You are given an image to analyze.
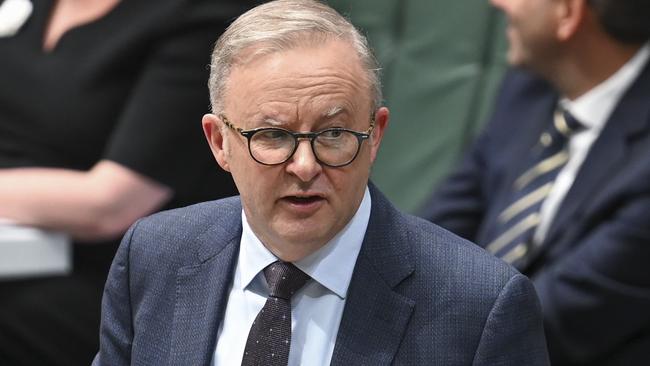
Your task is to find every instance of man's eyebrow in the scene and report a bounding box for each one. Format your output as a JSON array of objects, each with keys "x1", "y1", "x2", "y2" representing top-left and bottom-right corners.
[
  {"x1": 257, "y1": 117, "x2": 283, "y2": 127},
  {"x1": 252, "y1": 107, "x2": 349, "y2": 128},
  {"x1": 322, "y1": 106, "x2": 346, "y2": 119}
]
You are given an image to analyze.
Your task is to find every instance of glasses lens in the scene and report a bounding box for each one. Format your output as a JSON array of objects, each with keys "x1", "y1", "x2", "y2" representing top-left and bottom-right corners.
[
  {"x1": 249, "y1": 129, "x2": 295, "y2": 164},
  {"x1": 314, "y1": 129, "x2": 360, "y2": 166}
]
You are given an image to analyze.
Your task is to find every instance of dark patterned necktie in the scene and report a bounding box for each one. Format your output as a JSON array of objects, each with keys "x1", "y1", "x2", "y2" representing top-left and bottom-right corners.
[
  {"x1": 484, "y1": 108, "x2": 584, "y2": 269},
  {"x1": 241, "y1": 261, "x2": 311, "y2": 366}
]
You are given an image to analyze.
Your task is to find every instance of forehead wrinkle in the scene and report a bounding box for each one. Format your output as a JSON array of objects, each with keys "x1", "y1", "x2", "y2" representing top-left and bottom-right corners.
[
  {"x1": 251, "y1": 81, "x2": 363, "y2": 122},
  {"x1": 229, "y1": 53, "x2": 371, "y2": 129},
  {"x1": 262, "y1": 60, "x2": 368, "y2": 95},
  {"x1": 264, "y1": 75, "x2": 364, "y2": 99}
]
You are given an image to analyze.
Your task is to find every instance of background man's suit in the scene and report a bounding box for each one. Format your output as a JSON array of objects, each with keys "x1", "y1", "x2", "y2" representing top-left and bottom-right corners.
[
  {"x1": 94, "y1": 185, "x2": 548, "y2": 365},
  {"x1": 421, "y1": 65, "x2": 650, "y2": 365}
]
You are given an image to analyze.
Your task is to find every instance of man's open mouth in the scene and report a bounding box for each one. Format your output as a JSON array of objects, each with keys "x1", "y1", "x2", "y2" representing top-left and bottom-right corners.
[{"x1": 284, "y1": 196, "x2": 324, "y2": 204}]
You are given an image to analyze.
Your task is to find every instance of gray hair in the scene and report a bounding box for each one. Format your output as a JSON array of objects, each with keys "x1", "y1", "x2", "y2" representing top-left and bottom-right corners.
[{"x1": 208, "y1": 0, "x2": 382, "y2": 114}]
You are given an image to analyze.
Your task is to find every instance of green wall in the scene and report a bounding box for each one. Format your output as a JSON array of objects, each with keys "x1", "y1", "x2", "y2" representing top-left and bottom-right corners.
[{"x1": 329, "y1": 0, "x2": 508, "y2": 212}]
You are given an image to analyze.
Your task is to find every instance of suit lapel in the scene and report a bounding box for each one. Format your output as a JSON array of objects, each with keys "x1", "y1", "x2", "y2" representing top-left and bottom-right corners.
[
  {"x1": 330, "y1": 185, "x2": 415, "y2": 366},
  {"x1": 543, "y1": 60, "x2": 650, "y2": 246},
  {"x1": 168, "y1": 212, "x2": 242, "y2": 366},
  {"x1": 506, "y1": 92, "x2": 558, "y2": 184}
]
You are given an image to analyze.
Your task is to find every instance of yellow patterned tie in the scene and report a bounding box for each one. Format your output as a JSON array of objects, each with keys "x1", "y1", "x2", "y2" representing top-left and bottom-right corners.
[{"x1": 484, "y1": 108, "x2": 583, "y2": 268}]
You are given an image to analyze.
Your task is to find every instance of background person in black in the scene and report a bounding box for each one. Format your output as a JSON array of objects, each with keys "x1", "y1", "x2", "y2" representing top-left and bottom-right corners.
[{"x1": 0, "y1": 0, "x2": 257, "y2": 364}]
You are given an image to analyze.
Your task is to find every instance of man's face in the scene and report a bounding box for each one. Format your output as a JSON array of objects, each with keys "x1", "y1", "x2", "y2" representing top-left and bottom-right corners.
[
  {"x1": 203, "y1": 39, "x2": 388, "y2": 260},
  {"x1": 491, "y1": 0, "x2": 560, "y2": 68}
]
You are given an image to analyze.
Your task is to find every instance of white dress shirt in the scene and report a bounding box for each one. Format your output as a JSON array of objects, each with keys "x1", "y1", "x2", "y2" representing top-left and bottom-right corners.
[
  {"x1": 534, "y1": 43, "x2": 650, "y2": 242},
  {"x1": 212, "y1": 187, "x2": 371, "y2": 366}
]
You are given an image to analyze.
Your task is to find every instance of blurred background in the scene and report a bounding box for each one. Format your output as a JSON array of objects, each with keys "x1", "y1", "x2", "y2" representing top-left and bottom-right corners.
[{"x1": 330, "y1": 0, "x2": 508, "y2": 212}]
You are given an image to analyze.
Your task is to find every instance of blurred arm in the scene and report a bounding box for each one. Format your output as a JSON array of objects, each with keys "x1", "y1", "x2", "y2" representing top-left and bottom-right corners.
[
  {"x1": 0, "y1": 160, "x2": 171, "y2": 241},
  {"x1": 534, "y1": 194, "x2": 650, "y2": 364}
]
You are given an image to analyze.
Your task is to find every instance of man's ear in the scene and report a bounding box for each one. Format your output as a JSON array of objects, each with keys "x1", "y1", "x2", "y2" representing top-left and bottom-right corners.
[
  {"x1": 369, "y1": 106, "x2": 389, "y2": 164},
  {"x1": 202, "y1": 113, "x2": 231, "y2": 172},
  {"x1": 556, "y1": 0, "x2": 586, "y2": 41}
]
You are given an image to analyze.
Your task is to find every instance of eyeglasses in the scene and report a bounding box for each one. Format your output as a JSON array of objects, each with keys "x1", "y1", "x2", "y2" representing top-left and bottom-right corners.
[{"x1": 219, "y1": 114, "x2": 374, "y2": 167}]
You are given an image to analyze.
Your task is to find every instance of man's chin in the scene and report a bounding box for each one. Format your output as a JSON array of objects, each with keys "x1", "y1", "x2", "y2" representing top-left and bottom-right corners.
[
  {"x1": 274, "y1": 220, "x2": 335, "y2": 245},
  {"x1": 278, "y1": 223, "x2": 326, "y2": 242},
  {"x1": 506, "y1": 49, "x2": 522, "y2": 66}
]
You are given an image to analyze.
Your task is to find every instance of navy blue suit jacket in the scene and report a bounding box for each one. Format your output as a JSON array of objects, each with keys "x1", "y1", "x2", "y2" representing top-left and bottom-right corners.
[
  {"x1": 94, "y1": 185, "x2": 549, "y2": 365},
  {"x1": 421, "y1": 66, "x2": 650, "y2": 365}
]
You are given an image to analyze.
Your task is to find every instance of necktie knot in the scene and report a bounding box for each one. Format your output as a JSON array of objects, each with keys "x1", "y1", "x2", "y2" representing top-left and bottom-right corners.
[
  {"x1": 561, "y1": 109, "x2": 583, "y2": 133},
  {"x1": 263, "y1": 261, "x2": 311, "y2": 300},
  {"x1": 538, "y1": 109, "x2": 584, "y2": 150}
]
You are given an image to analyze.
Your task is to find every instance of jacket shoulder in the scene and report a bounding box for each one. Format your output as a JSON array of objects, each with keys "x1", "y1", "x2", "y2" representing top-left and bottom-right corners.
[
  {"x1": 404, "y1": 212, "x2": 520, "y2": 287},
  {"x1": 123, "y1": 196, "x2": 242, "y2": 268},
  {"x1": 369, "y1": 186, "x2": 520, "y2": 291}
]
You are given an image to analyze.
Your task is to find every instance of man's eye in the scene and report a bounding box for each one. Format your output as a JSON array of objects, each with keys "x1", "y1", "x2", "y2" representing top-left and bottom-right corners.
[
  {"x1": 258, "y1": 129, "x2": 289, "y2": 140},
  {"x1": 320, "y1": 129, "x2": 344, "y2": 139}
]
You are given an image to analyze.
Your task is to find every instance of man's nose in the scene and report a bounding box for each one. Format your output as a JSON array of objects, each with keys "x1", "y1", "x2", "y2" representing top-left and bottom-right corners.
[{"x1": 285, "y1": 139, "x2": 322, "y2": 182}]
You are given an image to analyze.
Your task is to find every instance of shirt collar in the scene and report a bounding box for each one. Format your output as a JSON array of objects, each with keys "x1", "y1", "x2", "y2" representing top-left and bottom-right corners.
[
  {"x1": 238, "y1": 186, "x2": 372, "y2": 300},
  {"x1": 238, "y1": 212, "x2": 278, "y2": 294},
  {"x1": 560, "y1": 42, "x2": 650, "y2": 132}
]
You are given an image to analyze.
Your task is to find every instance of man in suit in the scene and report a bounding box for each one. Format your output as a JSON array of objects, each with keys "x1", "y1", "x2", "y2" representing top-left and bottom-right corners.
[
  {"x1": 93, "y1": 1, "x2": 549, "y2": 365},
  {"x1": 420, "y1": 0, "x2": 650, "y2": 364}
]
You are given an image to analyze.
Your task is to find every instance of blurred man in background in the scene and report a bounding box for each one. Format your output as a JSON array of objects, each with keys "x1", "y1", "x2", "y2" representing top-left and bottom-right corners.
[{"x1": 421, "y1": 0, "x2": 650, "y2": 364}]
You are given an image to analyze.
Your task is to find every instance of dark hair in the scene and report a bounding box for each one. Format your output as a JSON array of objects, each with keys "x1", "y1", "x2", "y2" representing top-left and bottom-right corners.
[{"x1": 588, "y1": 0, "x2": 650, "y2": 43}]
